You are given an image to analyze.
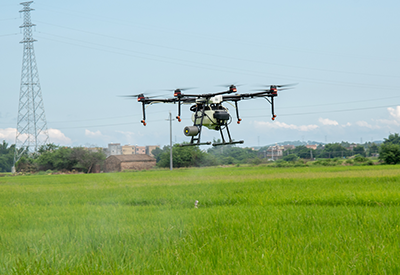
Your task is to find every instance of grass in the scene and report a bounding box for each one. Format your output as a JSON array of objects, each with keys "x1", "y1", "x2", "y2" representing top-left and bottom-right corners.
[{"x1": 1, "y1": 165, "x2": 400, "y2": 274}]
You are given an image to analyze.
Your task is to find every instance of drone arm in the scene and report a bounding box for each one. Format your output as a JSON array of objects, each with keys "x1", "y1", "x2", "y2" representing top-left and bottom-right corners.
[
  {"x1": 271, "y1": 97, "x2": 276, "y2": 120},
  {"x1": 264, "y1": 96, "x2": 277, "y2": 120},
  {"x1": 141, "y1": 102, "x2": 147, "y2": 126},
  {"x1": 176, "y1": 99, "x2": 182, "y2": 122},
  {"x1": 234, "y1": 100, "x2": 242, "y2": 124}
]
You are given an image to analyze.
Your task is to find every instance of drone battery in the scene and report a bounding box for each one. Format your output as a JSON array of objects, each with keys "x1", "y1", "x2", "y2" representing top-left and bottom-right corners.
[
  {"x1": 184, "y1": 126, "x2": 200, "y2": 136},
  {"x1": 213, "y1": 111, "x2": 229, "y2": 121}
]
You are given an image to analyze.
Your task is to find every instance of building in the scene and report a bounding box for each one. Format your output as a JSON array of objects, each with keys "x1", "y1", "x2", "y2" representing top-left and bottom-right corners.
[
  {"x1": 107, "y1": 143, "x2": 122, "y2": 157},
  {"x1": 146, "y1": 145, "x2": 159, "y2": 157},
  {"x1": 266, "y1": 145, "x2": 284, "y2": 160},
  {"x1": 282, "y1": 145, "x2": 295, "y2": 151},
  {"x1": 106, "y1": 143, "x2": 160, "y2": 157},
  {"x1": 135, "y1": 146, "x2": 146, "y2": 155},
  {"x1": 122, "y1": 145, "x2": 136, "y2": 155},
  {"x1": 86, "y1": 147, "x2": 104, "y2": 153},
  {"x1": 306, "y1": 144, "x2": 318, "y2": 150},
  {"x1": 105, "y1": 155, "x2": 156, "y2": 172}
]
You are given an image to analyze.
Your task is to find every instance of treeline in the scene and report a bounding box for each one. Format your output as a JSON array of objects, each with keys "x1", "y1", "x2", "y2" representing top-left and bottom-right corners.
[
  {"x1": 152, "y1": 141, "x2": 260, "y2": 168},
  {"x1": 0, "y1": 143, "x2": 106, "y2": 173},
  {"x1": 273, "y1": 142, "x2": 378, "y2": 161},
  {"x1": 152, "y1": 134, "x2": 399, "y2": 168},
  {"x1": 1, "y1": 133, "x2": 400, "y2": 172}
]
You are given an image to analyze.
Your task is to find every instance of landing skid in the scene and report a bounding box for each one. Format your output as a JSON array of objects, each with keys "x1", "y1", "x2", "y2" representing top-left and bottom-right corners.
[
  {"x1": 179, "y1": 141, "x2": 212, "y2": 147},
  {"x1": 212, "y1": 140, "x2": 244, "y2": 147}
]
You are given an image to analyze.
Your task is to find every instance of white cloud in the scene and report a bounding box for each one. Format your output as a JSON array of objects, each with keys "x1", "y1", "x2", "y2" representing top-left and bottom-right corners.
[
  {"x1": 85, "y1": 129, "x2": 103, "y2": 137},
  {"x1": 355, "y1": 121, "x2": 381, "y2": 129},
  {"x1": 255, "y1": 121, "x2": 319, "y2": 132},
  {"x1": 343, "y1": 122, "x2": 352, "y2": 127},
  {"x1": 388, "y1": 106, "x2": 400, "y2": 120},
  {"x1": 318, "y1": 118, "x2": 339, "y2": 126},
  {"x1": 47, "y1": 128, "x2": 72, "y2": 144},
  {"x1": 0, "y1": 128, "x2": 16, "y2": 143},
  {"x1": 0, "y1": 128, "x2": 71, "y2": 145}
]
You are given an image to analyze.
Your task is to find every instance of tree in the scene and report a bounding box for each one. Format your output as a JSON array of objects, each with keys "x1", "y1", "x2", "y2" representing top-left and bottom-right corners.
[
  {"x1": 288, "y1": 145, "x2": 312, "y2": 159},
  {"x1": 384, "y1": 133, "x2": 400, "y2": 145},
  {"x1": 16, "y1": 144, "x2": 106, "y2": 173},
  {"x1": 70, "y1": 147, "x2": 106, "y2": 173},
  {"x1": 156, "y1": 144, "x2": 208, "y2": 168},
  {"x1": 208, "y1": 141, "x2": 258, "y2": 164},
  {"x1": 370, "y1": 143, "x2": 379, "y2": 153},
  {"x1": 0, "y1": 141, "x2": 15, "y2": 172},
  {"x1": 353, "y1": 145, "x2": 366, "y2": 157},
  {"x1": 151, "y1": 147, "x2": 163, "y2": 162},
  {"x1": 35, "y1": 146, "x2": 76, "y2": 171},
  {"x1": 317, "y1": 143, "x2": 351, "y2": 158},
  {"x1": 379, "y1": 143, "x2": 400, "y2": 164},
  {"x1": 282, "y1": 154, "x2": 299, "y2": 162}
]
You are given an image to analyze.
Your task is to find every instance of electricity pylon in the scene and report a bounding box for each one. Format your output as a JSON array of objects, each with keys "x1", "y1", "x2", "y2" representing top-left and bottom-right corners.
[{"x1": 14, "y1": 1, "x2": 49, "y2": 169}]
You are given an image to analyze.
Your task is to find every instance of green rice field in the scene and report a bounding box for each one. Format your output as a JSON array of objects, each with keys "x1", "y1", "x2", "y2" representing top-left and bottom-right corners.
[{"x1": 1, "y1": 165, "x2": 400, "y2": 274}]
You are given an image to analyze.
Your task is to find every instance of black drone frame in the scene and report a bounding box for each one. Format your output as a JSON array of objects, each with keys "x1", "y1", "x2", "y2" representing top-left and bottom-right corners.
[{"x1": 131, "y1": 84, "x2": 295, "y2": 146}]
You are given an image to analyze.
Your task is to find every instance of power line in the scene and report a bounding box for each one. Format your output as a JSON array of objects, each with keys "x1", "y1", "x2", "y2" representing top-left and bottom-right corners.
[
  {"x1": 35, "y1": 21, "x2": 400, "y2": 80},
  {"x1": 35, "y1": 4, "x2": 399, "y2": 64},
  {"x1": 51, "y1": 103, "x2": 400, "y2": 130},
  {"x1": 35, "y1": 32, "x2": 400, "y2": 91},
  {"x1": 0, "y1": 33, "x2": 18, "y2": 38}
]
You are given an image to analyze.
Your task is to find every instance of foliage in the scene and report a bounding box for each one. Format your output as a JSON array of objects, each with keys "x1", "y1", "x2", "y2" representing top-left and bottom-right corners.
[
  {"x1": 70, "y1": 147, "x2": 106, "y2": 173},
  {"x1": 16, "y1": 144, "x2": 106, "y2": 173},
  {"x1": 0, "y1": 141, "x2": 15, "y2": 172},
  {"x1": 384, "y1": 133, "x2": 400, "y2": 145},
  {"x1": 282, "y1": 153, "x2": 299, "y2": 162},
  {"x1": 379, "y1": 143, "x2": 400, "y2": 164},
  {"x1": 353, "y1": 154, "x2": 368, "y2": 162},
  {"x1": 156, "y1": 144, "x2": 210, "y2": 168},
  {"x1": 317, "y1": 143, "x2": 351, "y2": 158},
  {"x1": 367, "y1": 142, "x2": 380, "y2": 156},
  {"x1": 353, "y1": 145, "x2": 366, "y2": 157},
  {"x1": 286, "y1": 145, "x2": 312, "y2": 159},
  {"x1": 207, "y1": 141, "x2": 258, "y2": 165}
]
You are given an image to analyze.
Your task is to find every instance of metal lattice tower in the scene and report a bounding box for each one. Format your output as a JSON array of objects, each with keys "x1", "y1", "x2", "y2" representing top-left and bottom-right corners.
[{"x1": 14, "y1": 1, "x2": 49, "y2": 165}]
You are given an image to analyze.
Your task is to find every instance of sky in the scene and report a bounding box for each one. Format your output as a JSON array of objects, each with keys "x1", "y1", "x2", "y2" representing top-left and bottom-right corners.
[{"x1": 1, "y1": 0, "x2": 400, "y2": 149}]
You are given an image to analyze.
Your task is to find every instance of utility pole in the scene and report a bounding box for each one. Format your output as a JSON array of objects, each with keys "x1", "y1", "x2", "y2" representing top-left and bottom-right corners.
[{"x1": 13, "y1": 1, "x2": 49, "y2": 171}]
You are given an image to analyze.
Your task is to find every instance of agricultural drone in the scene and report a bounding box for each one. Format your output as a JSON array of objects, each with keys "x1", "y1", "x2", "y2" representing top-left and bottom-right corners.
[{"x1": 122, "y1": 84, "x2": 296, "y2": 146}]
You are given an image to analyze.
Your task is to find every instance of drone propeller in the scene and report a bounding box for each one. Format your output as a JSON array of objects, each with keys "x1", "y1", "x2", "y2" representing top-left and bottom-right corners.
[
  {"x1": 216, "y1": 84, "x2": 242, "y2": 94},
  {"x1": 216, "y1": 83, "x2": 243, "y2": 87},
  {"x1": 118, "y1": 93, "x2": 171, "y2": 100},
  {"x1": 261, "y1": 83, "x2": 298, "y2": 89},
  {"x1": 171, "y1": 87, "x2": 197, "y2": 97}
]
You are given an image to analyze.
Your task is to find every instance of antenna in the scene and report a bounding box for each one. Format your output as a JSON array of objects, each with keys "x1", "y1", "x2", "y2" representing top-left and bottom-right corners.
[{"x1": 13, "y1": 1, "x2": 49, "y2": 168}]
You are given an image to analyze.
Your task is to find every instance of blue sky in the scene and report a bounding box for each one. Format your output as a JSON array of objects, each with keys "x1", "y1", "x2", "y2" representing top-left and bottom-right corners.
[{"x1": 1, "y1": 0, "x2": 399, "y2": 148}]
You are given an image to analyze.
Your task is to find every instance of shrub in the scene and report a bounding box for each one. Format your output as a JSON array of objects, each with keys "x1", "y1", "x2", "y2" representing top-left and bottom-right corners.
[
  {"x1": 282, "y1": 154, "x2": 299, "y2": 162},
  {"x1": 379, "y1": 143, "x2": 400, "y2": 164},
  {"x1": 354, "y1": 154, "x2": 368, "y2": 162}
]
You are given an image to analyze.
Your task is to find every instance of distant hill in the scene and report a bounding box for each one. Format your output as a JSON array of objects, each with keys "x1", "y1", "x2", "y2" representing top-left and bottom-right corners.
[{"x1": 251, "y1": 140, "x2": 383, "y2": 150}]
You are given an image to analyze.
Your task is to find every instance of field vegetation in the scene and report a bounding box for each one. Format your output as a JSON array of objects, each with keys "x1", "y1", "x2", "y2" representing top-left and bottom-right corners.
[{"x1": 1, "y1": 165, "x2": 400, "y2": 273}]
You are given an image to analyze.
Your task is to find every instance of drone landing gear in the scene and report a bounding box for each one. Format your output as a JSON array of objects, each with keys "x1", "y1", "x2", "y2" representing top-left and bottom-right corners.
[
  {"x1": 212, "y1": 122, "x2": 244, "y2": 147},
  {"x1": 180, "y1": 104, "x2": 212, "y2": 147},
  {"x1": 180, "y1": 141, "x2": 212, "y2": 147}
]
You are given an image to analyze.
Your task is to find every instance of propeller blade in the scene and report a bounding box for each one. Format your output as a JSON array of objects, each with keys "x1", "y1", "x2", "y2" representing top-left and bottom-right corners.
[
  {"x1": 216, "y1": 83, "x2": 244, "y2": 88},
  {"x1": 170, "y1": 87, "x2": 197, "y2": 92},
  {"x1": 117, "y1": 94, "x2": 141, "y2": 97},
  {"x1": 260, "y1": 83, "x2": 297, "y2": 88},
  {"x1": 276, "y1": 83, "x2": 298, "y2": 88}
]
